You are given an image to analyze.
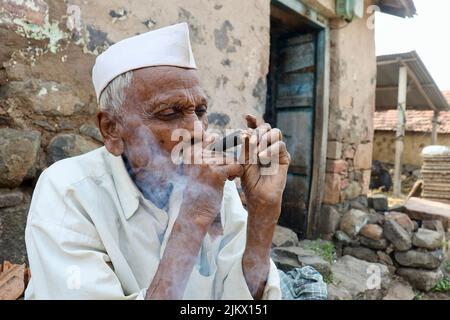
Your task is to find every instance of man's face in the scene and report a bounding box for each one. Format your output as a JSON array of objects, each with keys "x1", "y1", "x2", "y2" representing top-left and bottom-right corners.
[{"x1": 99, "y1": 66, "x2": 209, "y2": 173}]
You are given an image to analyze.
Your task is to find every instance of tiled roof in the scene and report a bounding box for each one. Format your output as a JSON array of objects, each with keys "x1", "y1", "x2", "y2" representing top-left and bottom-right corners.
[{"x1": 374, "y1": 91, "x2": 450, "y2": 133}]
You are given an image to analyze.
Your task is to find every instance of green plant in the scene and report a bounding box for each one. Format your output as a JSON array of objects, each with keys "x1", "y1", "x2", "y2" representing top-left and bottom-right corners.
[
  {"x1": 433, "y1": 277, "x2": 450, "y2": 293},
  {"x1": 308, "y1": 241, "x2": 336, "y2": 264},
  {"x1": 414, "y1": 293, "x2": 423, "y2": 300},
  {"x1": 324, "y1": 272, "x2": 334, "y2": 285}
]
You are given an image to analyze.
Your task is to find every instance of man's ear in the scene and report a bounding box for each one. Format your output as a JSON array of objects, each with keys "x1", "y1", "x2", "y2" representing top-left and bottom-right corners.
[{"x1": 96, "y1": 110, "x2": 124, "y2": 156}]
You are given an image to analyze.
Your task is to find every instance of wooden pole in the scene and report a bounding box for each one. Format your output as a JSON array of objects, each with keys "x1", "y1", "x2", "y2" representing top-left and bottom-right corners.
[
  {"x1": 393, "y1": 66, "x2": 408, "y2": 197},
  {"x1": 431, "y1": 111, "x2": 439, "y2": 145}
]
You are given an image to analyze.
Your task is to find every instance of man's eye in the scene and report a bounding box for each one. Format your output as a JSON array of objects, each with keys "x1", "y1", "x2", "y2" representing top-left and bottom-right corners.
[
  {"x1": 158, "y1": 106, "x2": 181, "y2": 117},
  {"x1": 195, "y1": 105, "x2": 207, "y2": 117}
]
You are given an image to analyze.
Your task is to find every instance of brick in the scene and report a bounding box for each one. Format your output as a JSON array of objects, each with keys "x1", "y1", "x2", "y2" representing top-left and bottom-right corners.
[
  {"x1": 324, "y1": 174, "x2": 341, "y2": 204},
  {"x1": 326, "y1": 160, "x2": 348, "y2": 174},
  {"x1": 327, "y1": 141, "x2": 342, "y2": 160}
]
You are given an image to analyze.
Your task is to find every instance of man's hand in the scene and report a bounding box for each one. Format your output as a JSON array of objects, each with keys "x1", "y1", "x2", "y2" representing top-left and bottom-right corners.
[
  {"x1": 240, "y1": 114, "x2": 291, "y2": 299},
  {"x1": 240, "y1": 114, "x2": 290, "y2": 216},
  {"x1": 146, "y1": 131, "x2": 242, "y2": 300},
  {"x1": 181, "y1": 132, "x2": 243, "y2": 224}
]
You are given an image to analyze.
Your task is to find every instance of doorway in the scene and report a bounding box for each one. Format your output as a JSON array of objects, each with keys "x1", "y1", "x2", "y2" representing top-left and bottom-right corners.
[{"x1": 265, "y1": 1, "x2": 326, "y2": 238}]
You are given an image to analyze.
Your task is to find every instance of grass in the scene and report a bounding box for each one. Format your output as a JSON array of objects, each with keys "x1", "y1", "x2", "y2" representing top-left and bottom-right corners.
[
  {"x1": 323, "y1": 273, "x2": 334, "y2": 285},
  {"x1": 307, "y1": 240, "x2": 336, "y2": 265},
  {"x1": 433, "y1": 277, "x2": 450, "y2": 293},
  {"x1": 414, "y1": 293, "x2": 423, "y2": 300}
]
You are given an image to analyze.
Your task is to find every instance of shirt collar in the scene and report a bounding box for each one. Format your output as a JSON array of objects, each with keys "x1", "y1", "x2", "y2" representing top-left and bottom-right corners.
[{"x1": 104, "y1": 148, "x2": 141, "y2": 220}]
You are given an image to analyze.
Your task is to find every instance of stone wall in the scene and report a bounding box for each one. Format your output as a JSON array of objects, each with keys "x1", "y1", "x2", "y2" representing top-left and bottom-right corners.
[
  {"x1": 319, "y1": 0, "x2": 377, "y2": 238},
  {"x1": 0, "y1": 0, "x2": 270, "y2": 264},
  {"x1": 0, "y1": 0, "x2": 381, "y2": 263}
]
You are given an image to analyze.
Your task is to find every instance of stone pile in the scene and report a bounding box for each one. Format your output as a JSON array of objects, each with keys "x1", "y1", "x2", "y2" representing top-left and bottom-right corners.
[
  {"x1": 421, "y1": 146, "x2": 450, "y2": 204},
  {"x1": 333, "y1": 194, "x2": 448, "y2": 292}
]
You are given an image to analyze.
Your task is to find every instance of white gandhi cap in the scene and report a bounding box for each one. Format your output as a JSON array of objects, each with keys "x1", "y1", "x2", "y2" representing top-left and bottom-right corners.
[{"x1": 92, "y1": 22, "x2": 197, "y2": 102}]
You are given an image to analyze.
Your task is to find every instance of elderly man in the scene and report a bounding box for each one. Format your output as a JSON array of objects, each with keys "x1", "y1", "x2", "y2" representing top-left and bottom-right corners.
[{"x1": 24, "y1": 23, "x2": 291, "y2": 300}]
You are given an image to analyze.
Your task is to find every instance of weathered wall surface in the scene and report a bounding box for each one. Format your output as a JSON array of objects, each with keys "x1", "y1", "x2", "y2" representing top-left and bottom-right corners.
[
  {"x1": 373, "y1": 131, "x2": 450, "y2": 167},
  {"x1": 0, "y1": 0, "x2": 270, "y2": 264},
  {"x1": 319, "y1": 0, "x2": 377, "y2": 238}
]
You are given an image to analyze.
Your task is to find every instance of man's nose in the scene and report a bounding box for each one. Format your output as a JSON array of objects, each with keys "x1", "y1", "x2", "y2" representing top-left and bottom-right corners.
[{"x1": 186, "y1": 118, "x2": 205, "y2": 144}]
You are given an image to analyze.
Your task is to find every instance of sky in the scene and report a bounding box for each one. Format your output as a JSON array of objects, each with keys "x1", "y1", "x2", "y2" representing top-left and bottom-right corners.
[{"x1": 375, "y1": 0, "x2": 450, "y2": 91}]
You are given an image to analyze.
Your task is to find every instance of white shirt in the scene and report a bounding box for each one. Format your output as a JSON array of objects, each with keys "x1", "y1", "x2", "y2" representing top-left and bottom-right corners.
[{"x1": 24, "y1": 147, "x2": 281, "y2": 300}]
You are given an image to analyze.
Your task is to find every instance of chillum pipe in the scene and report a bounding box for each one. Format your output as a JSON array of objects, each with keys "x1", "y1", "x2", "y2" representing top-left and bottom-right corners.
[
  {"x1": 211, "y1": 130, "x2": 243, "y2": 152},
  {"x1": 211, "y1": 130, "x2": 271, "y2": 167}
]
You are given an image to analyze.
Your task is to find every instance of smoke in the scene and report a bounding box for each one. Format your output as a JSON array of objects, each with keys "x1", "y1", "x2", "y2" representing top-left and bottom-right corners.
[{"x1": 117, "y1": 112, "x2": 283, "y2": 299}]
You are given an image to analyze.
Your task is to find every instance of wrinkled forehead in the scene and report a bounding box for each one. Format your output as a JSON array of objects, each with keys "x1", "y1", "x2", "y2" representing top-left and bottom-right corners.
[{"x1": 125, "y1": 66, "x2": 204, "y2": 105}]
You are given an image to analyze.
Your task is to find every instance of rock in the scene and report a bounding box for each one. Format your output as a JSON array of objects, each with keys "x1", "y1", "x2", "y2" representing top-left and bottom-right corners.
[
  {"x1": 270, "y1": 249, "x2": 300, "y2": 272},
  {"x1": 0, "y1": 203, "x2": 30, "y2": 264},
  {"x1": 359, "y1": 236, "x2": 389, "y2": 250},
  {"x1": 0, "y1": 189, "x2": 24, "y2": 208},
  {"x1": 0, "y1": 128, "x2": 41, "y2": 188},
  {"x1": 360, "y1": 224, "x2": 383, "y2": 241},
  {"x1": 422, "y1": 220, "x2": 445, "y2": 235},
  {"x1": 271, "y1": 246, "x2": 331, "y2": 277},
  {"x1": 385, "y1": 212, "x2": 415, "y2": 233},
  {"x1": 350, "y1": 198, "x2": 369, "y2": 213},
  {"x1": 382, "y1": 279, "x2": 416, "y2": 300},
  {"x1": 79, "y1": 124, "x2": 103, "y2": 143},
  {"x1": 327, "y1": 284, "x2": 352, "y2": 300},
  {"x1": 340, "y1": 209, "x2": 368, "y2": 237},
  {"x1": 368, "y1": 194, "x2": 388, "y2": 211},
  {"x1": 318, "y1": 205, "x2": 341, "y2": 234},
  {"x1": 405, "y1": 197, "x2": 450, "y2": 229},
  {"x1": 47, "y1": 134, "x2": 101, "y2": 165},
  {"x1": 385, "y1": 244, "x2": 395, "y2": 255},
  {"x1": 327, "y1": 141, "x2": 342, "y2": 160},
  {"x1": 388, "y1": 204, "x2": 406, "y2": 213},
  {"x1": 383, "y1": 220, "x2": 412, "y2": 251},
  {"x1": 4, "y1": 80, "x2": 89, "y2": 116},
  {"x1": 367, "y1": 211, "x2": 385, "y2": 225},
  {"x1": 412, "y1": 228, "x2": 444, "y2": 250},
  {"x1": 297, "y1": 254, "x2": 331, "y2": 278},
  {"x1": 331, "y1": 255, "x2": 391, "y2": 300},
  {"x1": 341, "y1": 181, "x2": 361, "y2": 201},
  {"x1": 343, "y1": 246, "x2": 378, "y2": 263},
  {"x1": 397, "y1": 268, "x2": 443, "y2": 292},
  {"x1": 377, "y1": 251, "x2": 394, "y2": 266},
  {"x1": 394, "y1": 250, "x2": 443, "y2": 270},
  {"x1": 272, "y1": 225, "x2": 299, "y2": 248},
  {"x1": 334, "y1": 230, "x2": 360, "y2": 247},
  {"x1": 421, "y1": 292, "x2": 450, "y2": 300}
]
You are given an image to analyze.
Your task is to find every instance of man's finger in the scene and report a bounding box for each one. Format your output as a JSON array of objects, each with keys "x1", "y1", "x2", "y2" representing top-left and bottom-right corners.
[
  {"x1": 258, "y1": 128, "x2": 282, "y2": 152},
  {"x1": 254, "y1": 123, "x2": 272, "y2": 141},
  {"x1": 221, "y1": 163, "x2": 244, "y2": 180},
  {"x1": 258, "y1": 141, "x2": 289, "y2": 165},
  {"x1": 245, "y1": 114, "x2": 258, "y2": 129}
]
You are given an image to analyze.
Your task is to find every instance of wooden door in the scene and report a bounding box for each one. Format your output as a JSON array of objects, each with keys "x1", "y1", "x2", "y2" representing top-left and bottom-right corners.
[{"x1": 266, "y1": 33, "x2": 317, "y2": 237}]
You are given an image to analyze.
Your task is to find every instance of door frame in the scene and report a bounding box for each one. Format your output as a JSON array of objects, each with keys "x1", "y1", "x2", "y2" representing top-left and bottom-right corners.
[{"x1": 271, "y1": 0, "x2": 330, "y2": 238}]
